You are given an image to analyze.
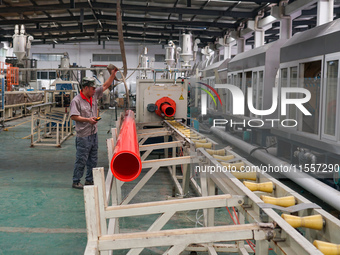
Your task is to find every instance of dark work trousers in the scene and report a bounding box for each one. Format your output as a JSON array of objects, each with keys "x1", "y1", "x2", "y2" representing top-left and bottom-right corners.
[{"x1": 72, "y1": 133, "x2": 98, "y2": 184}]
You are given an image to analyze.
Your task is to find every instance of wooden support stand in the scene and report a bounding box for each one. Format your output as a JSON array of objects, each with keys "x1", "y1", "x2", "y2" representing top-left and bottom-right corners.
[
  {"x1": 30, "y1": 103, "x2": 73, "y2": 147},
  {"x1": 83, "y1": 120, "x2": 340, "y2": 255}
]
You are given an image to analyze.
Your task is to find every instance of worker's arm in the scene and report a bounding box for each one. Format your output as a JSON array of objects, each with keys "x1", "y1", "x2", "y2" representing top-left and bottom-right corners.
[
  {"x1": 102, "y1": 68, "x2": 118, "y2": 92},
  {"x1": 71, "y1": 115, "x2": 97, "y2": 125}
]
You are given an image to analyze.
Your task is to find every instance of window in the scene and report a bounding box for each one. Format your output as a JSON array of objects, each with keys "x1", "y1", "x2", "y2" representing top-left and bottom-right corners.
[
  {"x1": 280, "y1": 68, "x2": 288, "y2": 121},
  {"x1": 289, "y1": 67, "x2": 298, "y2": 122},
  {"x1": 40, "y1": 72, "x2": 48, "y2": 79},
  {"x1": 258, "y1": 71, "x2": 264, "y2": 110},
  {"x1": 300, "y1": 60, "x2": 321, "y2": 135},
  {"x1": 0, "y1": 48, "x2": 7, "y2": 57},
  {"x1": 155, "y1": 54, "x2": 165, "y2": 62},
  {"x1": 244, "y1": 71, "x2": 252, "y2": 117},
  {"x1": 280, "y1": 67, "x2": 298, "y2": 126},
  {"x1": 252, "y1": 71, "x2": 257, "y2": 117},
  {"x1": 32, "y1": 53, "x2": 63, "y2": 61},
  {"x1": 48, "y1": 72, "x2": 57, "y2": 80},
  {"x1": 92, "y1": 54, "x2": 122, "y2": 62},
  {"x1": 324, "y1": 60, "x2": 338, "y2": 136},
  {"x1": 37, "y1": 71, "x2": 56, "y2": 80}
]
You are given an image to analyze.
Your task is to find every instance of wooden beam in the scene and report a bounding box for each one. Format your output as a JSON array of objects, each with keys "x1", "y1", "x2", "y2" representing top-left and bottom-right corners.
[
  {"x1": 142, "y1": 156, "x2": 197, "y2": 169},
  {"x1": 105, "y1": 194, "x2": 236, "y2": 218},
  {"x1": 98, "y1": 224, "x2": 271, "y2": 250},
  {"x1": 139, "y1": 141, "x2": 182, "y2": 151}
]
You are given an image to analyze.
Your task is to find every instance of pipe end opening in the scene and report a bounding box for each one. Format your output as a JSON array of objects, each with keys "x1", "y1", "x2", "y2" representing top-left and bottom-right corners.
[{"x1": 111, "y1": 152, "x2": 141, "y2": 182}]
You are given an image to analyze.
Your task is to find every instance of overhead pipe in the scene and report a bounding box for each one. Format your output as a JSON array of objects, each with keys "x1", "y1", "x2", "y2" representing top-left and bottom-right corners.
[
  {"x1": 110, "y1": 110, "x2": 142, "y2": 182},
  {"x1": 211, "y1": 127, "x2": 340, "y2": 211}
]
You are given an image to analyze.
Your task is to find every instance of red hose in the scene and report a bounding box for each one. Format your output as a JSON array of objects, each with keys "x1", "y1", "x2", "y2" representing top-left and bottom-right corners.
[{"x1": 110, "y1": 110, "x2": 142, "y2": 182}]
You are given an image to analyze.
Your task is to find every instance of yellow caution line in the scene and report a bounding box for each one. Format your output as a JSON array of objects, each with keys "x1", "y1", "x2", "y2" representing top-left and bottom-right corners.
[
  {"x1": 5, "y1": 119, "x2": 31, "y2": 130},
  {"x1": 22, "y1": 132, "x2": 36, "y2": 139}
]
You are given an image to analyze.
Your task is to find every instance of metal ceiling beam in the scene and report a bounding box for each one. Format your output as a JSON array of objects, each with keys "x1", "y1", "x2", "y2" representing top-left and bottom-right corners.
[
  {"x1": 0, "y1": 24, "x2": 223, "y2": 38},
  {"x1": 31, "y1": 31, "x2": 214, "y2": 43},
  {"x1": 0, "y1": 2, "x2": 254, "y2": 18},
  {"x1": 104, "y1": 15, "x2": 237, "y2": 28},
  {"x1": 285, "y1": 0, "x2": 317, "y2": 15},
  {"x1": 26, "y1": 34, "x2": 213, "y2": 45},
  {"x1": 0, "y1": 14, "x2": 237, "y2": 29},
  {"x1": 191, "y1": 0, "x2": 212, "y2": 21},
  {"x1": 29, "y1": 37, "x2": 163, "y2": 45}
]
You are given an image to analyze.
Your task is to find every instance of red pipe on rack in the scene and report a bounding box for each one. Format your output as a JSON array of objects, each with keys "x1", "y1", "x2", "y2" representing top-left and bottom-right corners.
[{"x1": 110, "y1": 110, "x2": 142, "y2": 182}]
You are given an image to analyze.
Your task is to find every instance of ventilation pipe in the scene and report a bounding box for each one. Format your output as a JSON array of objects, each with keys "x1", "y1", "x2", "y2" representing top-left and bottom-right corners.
[
  {"x1": 237, "y1": 23, "x2": 245, "y2": 53},
  {"x1": 254, "y1": 10, "x2": 265, "y2": 47},
  {"x1": 279, "y1": 0, "x2": 292, "y2": 40}
]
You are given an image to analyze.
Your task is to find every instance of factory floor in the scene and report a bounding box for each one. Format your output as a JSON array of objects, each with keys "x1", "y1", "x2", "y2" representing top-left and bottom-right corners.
[
  {"x1": 0, "y1": 109, "x2": 238, "y2": 255},
  {"x1": 0, "y1": 110, "x2": 118, "y2": 255}
]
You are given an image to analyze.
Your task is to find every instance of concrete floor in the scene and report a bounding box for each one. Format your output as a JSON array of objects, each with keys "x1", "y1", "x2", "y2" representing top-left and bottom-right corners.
[
  {"x1": 0, "y1": 110, "x2": 278, "y2": 255},
  {"x1": 0, "y1": 110, "x2": 119, "y2": 254},
  {"x1": 0, "y1": 110, "x2": 212, "y2": 255}
]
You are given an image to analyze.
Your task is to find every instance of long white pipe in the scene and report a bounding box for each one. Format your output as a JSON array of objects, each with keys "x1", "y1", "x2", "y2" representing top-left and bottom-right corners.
[{"x1": 211, "y1": 127, "x2": 340, "y2": 211}]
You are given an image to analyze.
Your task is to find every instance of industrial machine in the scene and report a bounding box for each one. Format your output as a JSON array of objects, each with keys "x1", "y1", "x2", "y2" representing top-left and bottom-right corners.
[
  {"x1": 273, "y1": 18, "x2": 340, "y2": 166},
  {"x1": 81, "y1": 20, "x2": 340, "y2": 255},
  {"x1": 6, "y1": 24, "x2": 36, "y2": 89},
  {"x1": 136, "y1": 78, "x2": 188, "y2": 123},
  {"x1": 135, "y1": 33, "x2": 193, "y2": 123},
  {"x1": 139, "y1": 47, "x2": 154, "y2": 80}
]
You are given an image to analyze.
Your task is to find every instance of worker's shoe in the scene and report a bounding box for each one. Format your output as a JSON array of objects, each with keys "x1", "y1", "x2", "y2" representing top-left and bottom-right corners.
[
  {"x1": 85, "y1": 180, "x2": 94, "y2": 186},
  {"x1": 72, "y1": 182, "x2": 83, "y2": 189}
]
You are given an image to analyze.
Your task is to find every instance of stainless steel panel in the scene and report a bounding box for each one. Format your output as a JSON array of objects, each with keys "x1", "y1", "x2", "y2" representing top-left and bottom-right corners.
[{"x1": 281, "y1": 19, "x2": 340, "y2": 63}]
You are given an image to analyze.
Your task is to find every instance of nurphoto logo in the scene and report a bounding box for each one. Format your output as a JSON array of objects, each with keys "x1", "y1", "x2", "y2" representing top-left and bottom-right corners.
[{"x1": 199, "y1": 83, "x2": 312, "y2": 128}]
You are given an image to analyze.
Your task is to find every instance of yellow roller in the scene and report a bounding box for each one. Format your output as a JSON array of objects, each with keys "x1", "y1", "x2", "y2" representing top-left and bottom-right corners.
[
  {"x1": 313, "y1": 240, "x2": 340, "y2": 255},
  {"x1": 231, "y1": 171, "x2": 257, "y2": 181},
  {"x1": 243, "y1": 181, "x2": 274, "y2": 193},
  {"x1": 220, "y1": 161, "x2": 245, "y2": 170},
  {"x1": 282, "y1": 214, "x2": 324, "y2": 230},
  {"x1": 192, "y1": 139, "x2": 207, "y2": 143},
  {"x1": 195, "y1": 142, "x2": 212, "y2": 149},
  {"x1": 190, "y1": 134, "x2": 201, "y2": 139},
  {"x1": 206, "y1": 149, "x2": 226, "y2": 156},
  {"x1": 260, "y1": 195, "x2": 296, "y2": 207},
  {"x1": 213, "y1": 154, "x2": 235, "y2": 161}
]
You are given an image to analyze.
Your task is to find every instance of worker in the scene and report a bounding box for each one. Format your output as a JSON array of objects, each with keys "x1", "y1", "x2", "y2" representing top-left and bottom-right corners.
[{"x1": 70, "y1": 65, "x2": 118, "y2": 189}]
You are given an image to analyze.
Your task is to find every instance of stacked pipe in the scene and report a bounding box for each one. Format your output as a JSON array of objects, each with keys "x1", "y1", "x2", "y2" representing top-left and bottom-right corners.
[{"x1": 110, "y1": 110, "x2": 142, "y2": 182}]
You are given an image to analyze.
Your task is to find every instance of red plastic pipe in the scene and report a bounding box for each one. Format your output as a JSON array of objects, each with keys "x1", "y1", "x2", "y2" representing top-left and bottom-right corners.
[
  {"x1": 161, "y1": 103, "x2": 175, "y2": 117},
  {"x1": 110, "y1": 110, "x2": 142, "y2": 182},
  {"x1": 155, "y1": 97, "x2": 176, "y2": 118}
]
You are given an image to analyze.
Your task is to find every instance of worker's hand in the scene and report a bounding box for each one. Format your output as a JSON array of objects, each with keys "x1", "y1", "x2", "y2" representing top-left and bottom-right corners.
[{"x1": 88, "y1": 117, "x2": 98, "y2": 125}]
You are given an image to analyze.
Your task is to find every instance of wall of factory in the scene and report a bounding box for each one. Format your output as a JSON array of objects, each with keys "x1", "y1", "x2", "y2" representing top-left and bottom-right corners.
[{"x1": 0, "y1": 42, "x2": 13, "y2": 64}]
